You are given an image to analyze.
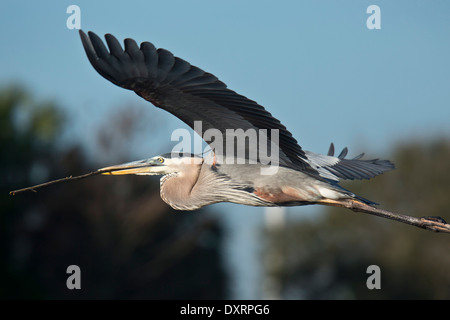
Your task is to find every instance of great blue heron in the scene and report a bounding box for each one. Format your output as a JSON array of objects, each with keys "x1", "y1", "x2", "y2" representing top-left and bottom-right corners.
[{"x1": 77, "y1": 30, "x2": 449, "y2": 233}]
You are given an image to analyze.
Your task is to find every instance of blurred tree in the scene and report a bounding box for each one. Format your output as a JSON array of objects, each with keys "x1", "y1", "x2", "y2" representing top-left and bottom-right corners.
[
  {"x1": 264, "y1": 139, "x2": 450, "y2": 299},
  {"x1": 0, "y1": 86, "x2": 226, "y2": 299}
]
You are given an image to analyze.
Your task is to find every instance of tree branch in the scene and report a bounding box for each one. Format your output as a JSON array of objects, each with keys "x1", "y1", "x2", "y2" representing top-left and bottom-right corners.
[{"x1": 9, "y1": 170, "x2": 108, "y2": 195}]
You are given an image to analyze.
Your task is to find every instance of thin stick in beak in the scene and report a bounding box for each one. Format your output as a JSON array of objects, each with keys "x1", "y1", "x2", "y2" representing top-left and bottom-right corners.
[{"x1": 9, "y1": 162, "x2": 154, "y2": 195}]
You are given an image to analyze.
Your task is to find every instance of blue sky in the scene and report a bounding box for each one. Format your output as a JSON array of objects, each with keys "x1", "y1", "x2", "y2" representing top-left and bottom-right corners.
[
  {"x1": 2, "y1": 1, "x2": 450, "y2": 159},
  {"x1": 2, "y1": 0, "x2": 450, "y2": 299}
]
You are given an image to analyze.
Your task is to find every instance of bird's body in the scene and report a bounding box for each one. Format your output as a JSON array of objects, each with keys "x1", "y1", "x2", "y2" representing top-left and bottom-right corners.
[
  {"x1": 79, "y1": 30, "x2": 393, "y2": 210},
  {"x1": 78, "y1": 30, "x2": 450, "y2": 232},
  {"x1": 158, "y1": 156, "x2": 273, "y2": 210},
  {"x1": 159, "y1": 158, "x2": 310, "y2": 211},
  {"x1": 101, "y1": 151, "x2": 378, "y2": 211}
]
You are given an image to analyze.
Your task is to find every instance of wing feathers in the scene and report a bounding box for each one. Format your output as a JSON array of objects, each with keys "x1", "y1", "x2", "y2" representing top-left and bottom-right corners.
[
  {"x1": 80, "y1": 30, "x2": 394, "y2": 181},
  {"x1": 80, "y1": 30, "x2": 312, "y2": 171},
  {"x1": 306, "y1": 145, "x2": 394, "y2": 181},
  {"x1": 141, "y1": 42, "x2": 158, "y2": 82}
]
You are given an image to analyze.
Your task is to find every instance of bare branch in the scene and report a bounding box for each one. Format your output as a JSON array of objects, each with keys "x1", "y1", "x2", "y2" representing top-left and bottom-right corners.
[
  {"x1": 9, "y1": 163, "x2": 160, "y2": 195},
  {"x1": 9, "y1": 171, "x2": 103, "y2": 195},
  {"x1": 9, "y1": 165, "x2": 147, "y2": 196}
]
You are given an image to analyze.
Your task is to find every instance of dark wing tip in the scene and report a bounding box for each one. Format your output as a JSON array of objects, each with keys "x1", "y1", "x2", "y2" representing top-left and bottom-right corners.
[
  {"x1": 79, "y1": 31, "x2": 145, "y2": 88},
  {"x1": 79, "y1": 31, "x2": 114, "y2": 83},
  {"x1": 79, "y1": 30, "x2": 94, "y2": 59},
  {"x1": 338, "y1": 147, "x2": 348, "y2": 159},
  {"x1": 327, "y1": 143, "x2": 335, "y2": 156}
]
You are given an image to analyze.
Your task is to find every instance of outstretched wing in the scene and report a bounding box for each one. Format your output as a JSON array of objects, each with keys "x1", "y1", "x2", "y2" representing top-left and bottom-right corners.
[
  {"x1": 304, "y1": 143, "x2": 395, "y2": 182},
  {"x1": 79, "y1": 30, "x2": 314, "y2": 172}
]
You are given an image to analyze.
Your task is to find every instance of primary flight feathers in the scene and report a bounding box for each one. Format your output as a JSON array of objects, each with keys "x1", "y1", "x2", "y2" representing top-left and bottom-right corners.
[{"x1": 79, "y1": 30, "x2": 394, "y2": 182}]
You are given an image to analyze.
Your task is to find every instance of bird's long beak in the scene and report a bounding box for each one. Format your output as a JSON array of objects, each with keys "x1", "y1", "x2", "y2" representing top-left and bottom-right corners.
[{"x1": 98, "y1": 159, "x2": 164, "y2": 175}]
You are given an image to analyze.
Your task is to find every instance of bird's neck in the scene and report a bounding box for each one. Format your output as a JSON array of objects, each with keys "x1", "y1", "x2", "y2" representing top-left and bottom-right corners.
[{"x1": 159, "y1": 162, "x2": 203, "y2": 210}]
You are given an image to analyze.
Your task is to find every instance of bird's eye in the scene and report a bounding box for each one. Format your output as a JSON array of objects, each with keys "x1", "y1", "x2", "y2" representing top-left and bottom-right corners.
[{"x1": 158, "y1": 157, "x2": 164, "y2": 163}]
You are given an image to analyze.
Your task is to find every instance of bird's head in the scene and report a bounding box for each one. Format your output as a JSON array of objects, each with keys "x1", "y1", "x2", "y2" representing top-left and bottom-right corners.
[{"x1": 98, "y1": 152, "x2": 203, "y2": 176}]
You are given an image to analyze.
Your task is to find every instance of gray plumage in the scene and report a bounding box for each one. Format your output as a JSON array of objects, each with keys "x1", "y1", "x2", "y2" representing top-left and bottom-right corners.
[
  {"x1": 80, "y1": 30, "x2": 393, "y2": 210},
  {"x1": 79, "y1": 31, "x2": 450, "y2": 233}
]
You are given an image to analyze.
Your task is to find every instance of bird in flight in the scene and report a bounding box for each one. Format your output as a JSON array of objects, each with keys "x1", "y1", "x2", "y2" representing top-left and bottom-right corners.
[{"x1": 26, "y1": 30, "x2": 450, "y2": 232}]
